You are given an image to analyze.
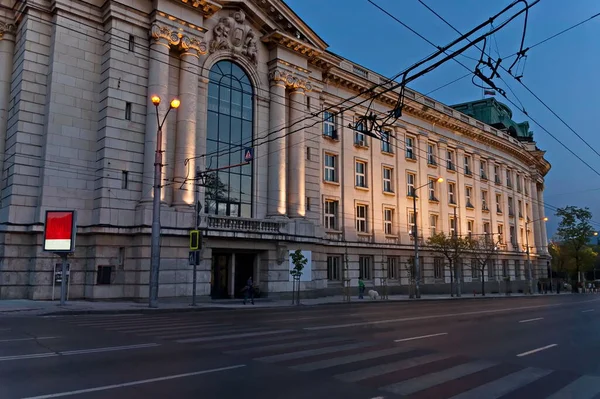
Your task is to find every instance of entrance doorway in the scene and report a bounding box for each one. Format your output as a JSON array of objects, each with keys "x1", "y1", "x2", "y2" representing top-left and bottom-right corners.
[
  {"x1": 211, "y1": 253, "x2": 229, "y2": 299},
  {"x1": 234, "y1": 254, "x2": 255, "y2": 299}
]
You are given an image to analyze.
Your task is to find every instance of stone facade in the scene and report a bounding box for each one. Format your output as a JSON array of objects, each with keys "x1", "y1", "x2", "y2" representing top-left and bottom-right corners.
[{"x1": 0, "y1": 0, "x2": 551, "y2": 300}]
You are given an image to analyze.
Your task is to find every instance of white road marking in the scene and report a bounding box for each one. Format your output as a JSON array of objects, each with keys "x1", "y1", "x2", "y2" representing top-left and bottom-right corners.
[
  {"x1": 304, "y1": 298, "x2": 600, "y2": 331},
  {"x1": 516, "y1": 344, "x2": 557, "y2": 357},
  {"x1": 582, "y1": 309, "x2": 595, "y2": 313},
  {"x1": 20, "y1": 364, "x2": 246, "y2": 399},
  {"x1": 519, "y1": 317, "x2": 544, "y2": 323},
  {"x1": 394, "y1": 332, "x2": 448, "y2": 342},
  {"x1": 0, "y1": 343, "x2": 160, "y2": 362},
  {"x1": 0, "y1": 337, "x2": 58, "y2": 343},
  {"x1": 0, "y1": 328, "x2": 11, "y2": 331}
]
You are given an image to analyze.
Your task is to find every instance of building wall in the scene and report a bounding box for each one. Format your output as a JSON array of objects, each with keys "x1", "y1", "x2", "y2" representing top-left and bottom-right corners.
[{"x1": 0, "y1": 0, "x2": 551, "y2": 300}]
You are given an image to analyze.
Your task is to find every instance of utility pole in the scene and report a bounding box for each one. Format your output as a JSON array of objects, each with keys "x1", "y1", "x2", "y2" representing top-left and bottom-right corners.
[
  {"x1": 412, "y1": 191, "x2": 421, "y2": 299},
  {"x1": 191, "y1": 167, "x2": 201, "y2": 307},
  {"x1": 454, "y1": 206, "x2": 461, "y2": 297}
]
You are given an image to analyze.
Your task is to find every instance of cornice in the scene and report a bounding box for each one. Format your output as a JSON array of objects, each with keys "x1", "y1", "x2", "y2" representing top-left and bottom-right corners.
[
  {"x1": 178, "y1": 0, "x2": 222, "y2": 18},
  {"x1": 262, "y1": 30, "x2": 322, "y2": 59},
  {"x1": 321, "y1": 67, "x2": 550, "y2": 177}
]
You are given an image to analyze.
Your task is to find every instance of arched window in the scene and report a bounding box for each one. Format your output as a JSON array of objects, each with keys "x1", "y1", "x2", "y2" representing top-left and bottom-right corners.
[{"x1": 205, "y1": 61, "x2": 254, "y2": 218}]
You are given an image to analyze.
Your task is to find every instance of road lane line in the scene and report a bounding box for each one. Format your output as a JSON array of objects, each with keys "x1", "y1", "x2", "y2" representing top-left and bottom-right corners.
[
  {"x1": 546, "y1": 375, "x2": 600, "y2": 399},
  {"x1": 20, "y1": 364, "x2": 247, "y2": 399},
  {"x1": 519, "y1": 317, "x2": 544, "y2": 323},
  {"x1": 0, "y1": 337, "x2": 58, "y2": 343},
  {"x1": 303, "y1": 298, "x2": 600, "y2": 331},
  {"x1": 177, "y1": 329, "x2": 293, "y2": 343},
  {"x1": 0, "y1": 343, "x2": 160, "y2": 362},
  {"x1": 582, "y1": 309, "x2": 595, "y2": 313},
  {"x1": 450, "y1": 367, "x2": 552, "y2": 399},
  {"x1": 516, "y1": 344, "x2": 557, "y2": 357},
  {"x1": 394, "y1": 332, "x2": 448, "y2": 342},
  {"x1": 291, "y1": 346, "x2": 414, "y2": 371},
  {"x1": 255, "y1": 342, "x2": 375, "y2": 363}
]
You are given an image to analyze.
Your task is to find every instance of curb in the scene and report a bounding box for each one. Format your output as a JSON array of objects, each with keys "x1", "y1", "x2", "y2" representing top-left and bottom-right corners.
[{"x1": 35, "y1": 293, "x2": 570, "y2": 316}]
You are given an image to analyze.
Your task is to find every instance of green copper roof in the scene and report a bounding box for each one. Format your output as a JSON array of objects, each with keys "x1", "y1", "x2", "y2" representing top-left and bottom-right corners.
[{"x1": 450, "y1": 98, "x2": 534, "y2": 142}]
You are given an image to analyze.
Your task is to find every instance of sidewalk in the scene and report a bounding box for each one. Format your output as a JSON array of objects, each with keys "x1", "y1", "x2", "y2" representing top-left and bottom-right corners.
[{"x1": 0, "y1": 291, "x2": 573, "y2": 317}]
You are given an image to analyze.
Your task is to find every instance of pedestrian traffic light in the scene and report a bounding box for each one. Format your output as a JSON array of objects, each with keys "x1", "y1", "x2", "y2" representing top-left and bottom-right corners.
[{"x1": 190, "y1": 230, "x2": 200, "y2": 250}]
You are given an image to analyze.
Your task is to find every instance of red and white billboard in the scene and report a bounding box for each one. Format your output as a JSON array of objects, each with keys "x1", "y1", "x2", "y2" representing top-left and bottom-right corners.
[{"x1": 43, "y1": 210, "x2": 76, "y2": 252}]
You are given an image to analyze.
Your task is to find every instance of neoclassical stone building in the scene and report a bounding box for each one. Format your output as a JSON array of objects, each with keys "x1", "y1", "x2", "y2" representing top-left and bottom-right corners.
[{"x1": 0, "y1": 0, "x2": 550, "y2": 300}]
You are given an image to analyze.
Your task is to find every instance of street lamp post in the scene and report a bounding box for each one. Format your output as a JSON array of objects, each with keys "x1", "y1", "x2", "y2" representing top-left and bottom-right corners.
[
  {"x1": 525, "y1": 216, "x2": 548, "y2": 295},
  {"x1": 149, "y1": 95, "x2": 180, "y2": 308},
  {"x1": 412, "y1": 176, "x2": 443, "y2": 299}
]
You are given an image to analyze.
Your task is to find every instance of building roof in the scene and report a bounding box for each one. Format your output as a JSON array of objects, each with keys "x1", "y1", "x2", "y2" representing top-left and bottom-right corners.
[{"x1": 450, "y1": 98, "x2": 534, "y2": 142}]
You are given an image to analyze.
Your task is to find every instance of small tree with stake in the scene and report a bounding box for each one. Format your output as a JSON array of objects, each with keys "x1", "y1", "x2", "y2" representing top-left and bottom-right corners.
[
  {"x1": 289, "y1": 249, "x2": 307, "y2": 305},
  {"x1": 427, "y1": 232, "x2": 471, "y2": 297},
  {"x1": 470, "y1": 234, "x2": 499, "y2": 296}
]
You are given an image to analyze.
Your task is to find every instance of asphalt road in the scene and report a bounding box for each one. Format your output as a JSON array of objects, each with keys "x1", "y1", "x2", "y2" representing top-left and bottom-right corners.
[{"x1": 2, "y1": 294, "x2": 600, "y2": 398}]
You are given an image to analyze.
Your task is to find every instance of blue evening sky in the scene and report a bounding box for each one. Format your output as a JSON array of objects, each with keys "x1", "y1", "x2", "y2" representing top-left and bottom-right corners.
[{"x1": 285, "y1": 0, "x2": 600, "y2": 237}]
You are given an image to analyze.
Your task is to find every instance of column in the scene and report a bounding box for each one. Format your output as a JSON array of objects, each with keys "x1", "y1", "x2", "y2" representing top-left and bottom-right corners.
[
  {"x1": 287, "y1": 87, "x2": 305, "y2": 217},
  {"x1": 172, "y1": 36, "x2": 205, "y2": 207},
  {"x1": 537, "y1": 185, "x2": 549, "y2": 251},
  {"x1": 530, "y1": 180, "x2": 542, "y2": 251},
  {"x1": 267, "y1": 72, "x2": 287, "y2": 217},
  {"x1": 141, "y1": 24, "x2": 175, "y2": 203},
  {"x1": 0, "y1": 22, "x2": 16, "y2": 183}
]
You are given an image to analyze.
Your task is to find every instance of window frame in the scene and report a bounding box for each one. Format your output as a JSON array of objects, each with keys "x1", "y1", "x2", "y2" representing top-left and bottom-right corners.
[
  {"x1": 324, "y1": 152, "x2": 338, "y2": 183},
  {"x1": 405, "y1": 136, "x2": 416, "y2": 160},
  {"x1": 382, "y1": 166, "x2": 393, "y2": 193},
  {"x1": 465, "y1": 186, "x2": 474, "y2": 208},
  {"x1": 448, "y1": 182, "x2": 456, "y2": 205},
  {"x1": 322, "y1": 111, "x2": 337, "y2": 139},
  {"x1": 407, "y1": 172, "x2": 416, "y2": 197},
  {"x1": 323, "y1": 199, "x2": 338, "y2": 230},
  {"x1": 356, "y1": 203, "x2": 368, "y2": 233},
  {"x1": 383, "y1": 207, "x2": 394, "y2": 235},
  {"x1": 428, "y1": 177, "x2": 438, "y2": 201},
  {"x1": 446, "y1": 149, "x2": 456, "y2": 171},
  {"x1": 355, "y1": 160, "x2": 367, "y2": 188},
  {"x1": 326, "y1": 255, "x2": 341, "y2": 281},
  {"x1": 427, "y1": 143, "x2": 437, "y2": 165},
  {"x1": 464, "y1": 154, "x2": 472, "y2": 176},
  {"x1": 381, "y1": 130, "x2": 392, "y2": 153}
]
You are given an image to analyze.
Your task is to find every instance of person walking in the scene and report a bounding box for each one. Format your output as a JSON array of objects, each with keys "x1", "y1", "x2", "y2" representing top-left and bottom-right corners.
[
  {"x1": 243, "y1": 277, "x2": 254, "y2": 305},
  {"x1": 358, "y1": 277, "x2": 365, "y2": 299}
]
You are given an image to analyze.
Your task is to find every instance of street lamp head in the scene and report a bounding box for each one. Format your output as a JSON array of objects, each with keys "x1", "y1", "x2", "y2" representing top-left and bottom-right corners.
[
  {"x1": 594, "y1": 232, "x2": 599, "y2": 236},
  {"x1": 151, "y1": 95, "x2": 161, "y2": 106},
  {"x1": 436, "y1": 177, "x2": 444, "y2": 183},
  {"x1": 170, "y1": 98, "x2": 181, "y2": 109},
  {"x1": 543, "y1": 217, "x2": 548, "y2": 222}
]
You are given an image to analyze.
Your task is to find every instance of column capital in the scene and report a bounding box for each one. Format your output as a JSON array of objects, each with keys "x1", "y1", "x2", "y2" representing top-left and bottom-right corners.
[
  {"x1": 268, "y1": 68, "x2": 312, "y2": 92},
  {"x1": 179, "y1": 35, "x2": 208, "y2": 57},
  {"x1": 150, "y1": 23, "x2": 181, "y2": 47},
  {"x1": 0, "y1": 21, "x2": 16, "y2": 41}
]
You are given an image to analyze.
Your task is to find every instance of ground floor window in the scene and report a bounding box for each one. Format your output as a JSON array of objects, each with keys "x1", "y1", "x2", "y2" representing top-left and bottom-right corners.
[
  {"x1": 327, "y1": 256, "x2": 341, "y2": 281},
  {"x1": 359, "y1": 256, "x2": 372, "y2": 280},
  {"x1": 387, "y1": 257, "x2": 398, "y2": 280}
]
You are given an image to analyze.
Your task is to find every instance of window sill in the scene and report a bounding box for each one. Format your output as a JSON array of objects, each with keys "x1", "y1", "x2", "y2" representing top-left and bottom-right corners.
[
  {"x1": 495, "y1": 181, "x2": 502, "y2": 186},
  {"x1": 323, "y1": 180, "x2": 340, "y2": 186},
  {"x1": 429, "y1": 199, "x2": 439, "y2": 204},
  {"x1": 427, "y1": 162, "x2": 438, "y2": 169},
  {"x1": 385, "y1": 234, "x2": 399, "y2": 240},
  {"x1": 405, "y1": 156, "x2": 417, "y2": 162},
  {"x1": 497, "y1": 212, "x2": 503, "y2": 216},
  {"x1": 355, "y1": 186, "x2": 369, "y2": 192},
  {"x1": 323, "y1": 134, "x2": 339, "y2": 142},
  {"x1": 449, "y1": 203, "x2": 458, "y2": 207},
  {"x1": 466, "y1": 206, "x2": 475, "y2": 210},
  {"x1": 381, "y1": 150, "x2": 394, "y2": 157},
  {"x1": 464, "y1": 173, "x2": 473, "y2": 178},
  {"x1": 406, "y1": 195, "x2": 418, "y2": 201},
  {"x1": 383, "y1": 190, "x2": 395, "y2": 196},
  {"x1": 447, "y1": 168, "x2": 456, "y2": 173},
  {"x1": 354, "y1": 143, "x2": 369, "y2": 150},
  {"x1": 325, "y1": 229, "x2": 342, "y2": 235},
  {"x1": 482, "y1": 208, "x2": 490, "y2": 213},
  {"x1": 357, "y1": 232, "x2": 372, "y2": 238}
]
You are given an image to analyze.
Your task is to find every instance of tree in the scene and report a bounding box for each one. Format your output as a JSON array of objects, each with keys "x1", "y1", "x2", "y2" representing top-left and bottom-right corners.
[
  {"x1": 555, "y1": 206, "x2": 595, "y2": 282},
  {"x1": 427, "y1": 232, "x2": 471, "y2": 297},
  {"x1": 470, "y1": 234, "x2": 498, "y2": 296},
  {"x1": 289, "y1": 249, "x2": 307, "y2": 305},
  {"x1": 548, "y1": 240, "x2": 573, "y2": 279}
]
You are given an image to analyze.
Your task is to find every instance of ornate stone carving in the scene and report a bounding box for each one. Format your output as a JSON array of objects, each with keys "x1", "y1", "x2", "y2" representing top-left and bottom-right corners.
[
  {"x1": 208, "y1": 9, "x2": 258, "y2": 65},
  {"x1": 179, "y1": 35, "x2": 208, "y2": 56},
  {"x1": 150, "y1": 24, "x2": 181, "y2": 47},
  {"x1": 0, "y1": 21, "x2": 16, "y2": 39},
  {"x1": 269, "y1": 69, "x2": 312, "y2": 92}
]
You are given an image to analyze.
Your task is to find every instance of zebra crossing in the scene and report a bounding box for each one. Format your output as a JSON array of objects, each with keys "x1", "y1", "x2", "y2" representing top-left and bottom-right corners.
[{"x1": 68, "y1": 314, "x2": 600, "y2": 398}]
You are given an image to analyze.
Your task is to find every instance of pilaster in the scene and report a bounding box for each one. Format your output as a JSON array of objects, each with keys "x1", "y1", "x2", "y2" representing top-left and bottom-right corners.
[{"x1": 0, "y1": 21, "x2": 15, "y2": 187}]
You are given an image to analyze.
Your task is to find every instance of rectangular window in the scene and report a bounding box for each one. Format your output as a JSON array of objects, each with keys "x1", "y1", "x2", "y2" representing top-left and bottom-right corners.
[
  {"x1": 384, "y1": 208, "x2": 393, "y2": 235},
  {"x1": 306, "y1": 147, "x2": 311, "y2": 160},
  {"x1": 428, "y1": 178, "x2": 438, "y2": 201},
  {"x1": 408, "y1": 211, "x2": 416, "y2": 236},
  {"x1": 494, "y1": 165, "x2": 501, "y2": 184},
  {"x1": 382, "y1": 167, "x2": 393, "y2": 193},
  {"x1": 482, "y1": 190, "x2": 488, "y2": 211},
  {"x1": 387, "y1": 257, "x2": 398, "y2": 280},
  {"x1": 121, "y1": 171, "x2": 128, "y2": 189},
  {"x1": 502, "y1": 260, "x2": 509, "y2": 278},
  {"x1": 480, "y1": 160, "x2": 488, "y2": 180},
  {"x1": 405, "y1": 136, "x2": 415, "y2": 159},
  {"x1": 510, "y1": 225, "x2": 516, "y2": 245},
  {"x1": 434, "y1": 257, "x2": 444, "y2": 279},
  {"x1": 448, "y1": 182, "x2": 456, "y2": 205},
  {"x1": 306, "y1": 197, "x2": 311, "y2": 211},
  {"x1": 524, "y1": 179, "x2": 529, "y2": 195},
  {"x1": 525, "y1": 203, "x2": 530, "y2": 220},
  {"x1": 381, "y1": 131, "x2": 392, "y2": 153},
  {"x1": 355, "y1": 161, "x2": 367, "y2": 188},
  {"x1": 518, "y1": 200, "x2": 523, "y2": 218},
  {"x1": 488, "y1": 259, "x2": 495, "y2": 278},
  {"x1": 327, "y1": 256, "x2": 341, "y2": 281},
  {"x1": 465, "y1": 186, "x2": 473, "y2": 208},
  {"x1": 496, "y1": 193, "x2": 502, "y2": 214},
  {"x1": 498, "y1": 224, "x2": 504, "y2": 243},
  {"x1": 354, "y1": 121, "x2": 366, "y2": 146},
  {"x1": 447, "y1": 150, "x2": 455, "y2": 170},
  {"x1": 125, "y1": 102, "x2": 132, "y2": 120},
  {"x1": 427, "y1": 143, "x2": 437, "y2": 165},
  {"x1": 471, "y1": 259, "x2": 479, "y2": 279},
  {"x1": 324, "y1": 153, "x2": 337, "y2": 182},
  {"x1": 356, "y1": 204, "x2": 368, "y2": 233},
  {"x1": 515, "y1": 260, "x2": 521, "y2": 279},
  {"x1": 323, "y1": 111, "x2": 337, "y2": 138},
  {"x1": 429, "y1": 214, "x2": 438, "y2": 236},
  {"x1": 128, "y1": 34, "x2": 135, "y2": 51},
  {"x1": 464, "y1": 155, "x2": 472, "y2": 175},
  {"x1": 324, "y1": 200, "x2": 338, "y2": 230},
  {"x1": 467, "y1": 220, "x2": 474, "y2": 238},
  {"x1": 449, "y1": 216, "x2": 456, "y2": 236},
  {"x1": 483, "y1": 221, "x2": 490, "y2": 234},
  {"x1": 506, "y1": 170, "x2": 512, "y2": 187},
  {"x1": 407, "y1": 172, "x2": 416, "y2": 197},
  {"x1": 508, "y1": 197, "x2": 514, "y2": 216},
  {"x1": 516, "y1": 174, "x2": 522, "y2": 192},
  {"x1": 359, "y1": 256, "x2": 372, "y2": 280}
]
